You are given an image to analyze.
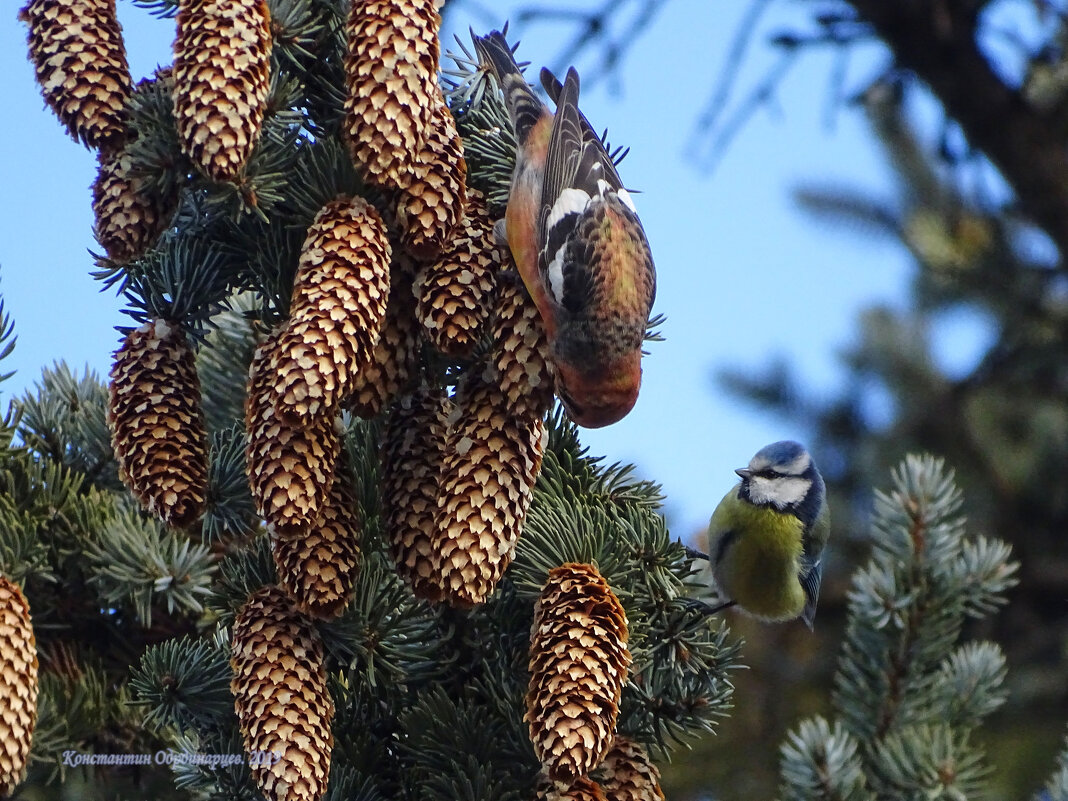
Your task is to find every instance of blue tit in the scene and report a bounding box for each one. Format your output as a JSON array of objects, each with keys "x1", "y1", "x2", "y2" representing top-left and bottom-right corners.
[{"x1": 697, "y1": 441, "x2": 829, "y2": 629}]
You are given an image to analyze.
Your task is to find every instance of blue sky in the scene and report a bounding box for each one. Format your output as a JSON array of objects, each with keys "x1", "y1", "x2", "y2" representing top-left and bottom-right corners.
[{"x1": 1, "y1": 1, "x2": 917, "y2": 537}]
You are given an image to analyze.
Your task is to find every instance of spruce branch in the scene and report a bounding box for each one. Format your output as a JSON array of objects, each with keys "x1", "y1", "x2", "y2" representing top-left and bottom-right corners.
[
  {"x1": 398, "y1": 686, "x2": 537, "y2": 801},
  {"x1": 131, "y1": 631, "x2": 235, "y2": 732},
  {"x1": 780, "y1": 454, "x2": 1019, "y2": 801},
  {"x1": 14, "y1": 363, "x2": 119, "y2": 491},
  {"x1": 86, "y1": 505, "x2": 217, "y2": 627},
  {"x1": 1036, "y1": 732, "x2": 1068, "y2": 801},
  {"x1": 778, "y1": 717, "x2": 870, "y2": 801},
  {"x1": 320, "y1": 553, "x2": 446, "y2": 689},
  {"x1": 201, "y1": 426, "x2": 258, "y2": 542},
  {"x1": 195, "y1": 299, "x2": 259, "y2": 433}
]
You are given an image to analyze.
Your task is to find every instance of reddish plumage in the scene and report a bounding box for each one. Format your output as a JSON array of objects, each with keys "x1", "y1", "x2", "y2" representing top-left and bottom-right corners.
[{"x1": 473, "y1": 31, "x2": 655, "y2": 428}]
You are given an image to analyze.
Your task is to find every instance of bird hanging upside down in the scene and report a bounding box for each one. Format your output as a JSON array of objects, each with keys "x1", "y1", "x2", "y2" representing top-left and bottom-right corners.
[{"x1": 473, "y1": 30, "x2": 656, "y2": 428}]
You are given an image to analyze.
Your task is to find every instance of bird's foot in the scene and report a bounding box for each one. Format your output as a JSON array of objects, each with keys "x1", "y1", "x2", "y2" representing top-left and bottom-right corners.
[
  {"x1": 681, "y1": 598, "x2": 736, "y2": 617},
  {"x1": 683, "y1": 545, "x2": 710, "y2": 562}
]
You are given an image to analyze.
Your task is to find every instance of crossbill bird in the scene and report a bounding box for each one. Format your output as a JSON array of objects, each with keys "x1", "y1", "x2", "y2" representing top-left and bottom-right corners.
[{"x1": 473, "y1": 30, "x2": 656, "y2": 428}]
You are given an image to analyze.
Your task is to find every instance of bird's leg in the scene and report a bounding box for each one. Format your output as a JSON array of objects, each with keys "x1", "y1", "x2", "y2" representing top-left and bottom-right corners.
[
  {"x1": 683, "y1": 544, "x2": 710, "y2": 562},
  {"x1": 682, "y1": 598, "x2": 737, "y2": 617}
]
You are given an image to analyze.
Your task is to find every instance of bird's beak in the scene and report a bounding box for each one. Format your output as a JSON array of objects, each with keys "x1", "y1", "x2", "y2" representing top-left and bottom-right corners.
[{"x1": 734, "y1": 468, "x2": 751, "y2": 479}]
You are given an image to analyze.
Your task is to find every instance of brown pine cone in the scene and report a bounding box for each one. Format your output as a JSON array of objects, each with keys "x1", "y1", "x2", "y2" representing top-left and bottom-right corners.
[
  {"x1": 433, "y1": 375, "x2": 546, "y2": 607},
  {"x1": 231, "y1": 586, "x2": 333, "y2": 801},
  {"x1": 414, "y1": 188, "x2": 501, "y2": 357},
  {"x1": 173, "y1": 0, "x2": 272, "y2": 181},
  {"x1": 272, "y1": 455, "x2": 361, "y2": 620},
  {"x1": 595, "y1": 737, "x2": 665, "y2": 801},
  {"x1": 526, "y1": 563, "x2": 631, "y2": 783},
  {"x1": 272, "y1": 197, "x2": 392, "y2": 421},
  {"x1": 245, "y1": 334, "x2": 340, "y2": 536},
  {"x1": 380, "y1": 385, "x2": 450, "y2": 601},
  {"x1": 0, "y1": 576, "x2": 38, "y2": 798},
  {"x1": 343, "y1": 0, "x2": 442, "y2": 186},
  {"x1": 108, "y1": 319, "x2": 208, "y2": 529},
  {"x1": 19, "y1": 0, "x2": 131, "y2": 149}
]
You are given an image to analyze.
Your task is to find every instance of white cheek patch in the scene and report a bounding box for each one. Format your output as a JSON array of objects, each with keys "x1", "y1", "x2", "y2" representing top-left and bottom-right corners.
[
  {"x1": 547, "y1": 243, "x2": 567, "y2": 303},
  {"x1": 547, "y1": 188, "x2": 590, "y2": 231},
  {"x1": 616, "y1": 187, "x2": 638, "y2": 213},
  {"x1": 748, "y1": 476, "x2": 810, "y2": 509}
]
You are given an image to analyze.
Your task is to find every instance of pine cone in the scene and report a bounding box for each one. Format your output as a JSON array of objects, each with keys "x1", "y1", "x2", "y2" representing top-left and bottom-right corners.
[
  {"x1": 414, "y1": 188, "x2": 501, "y2": 357},
  {"x1": 92, "y1": 145, "x2": 171, "y2": 263},
  {"x1": 595, "y1": 737, "x2": 664, "y2": 801},
  {"x1": 535, "y1": 776, "x2": 608, "y2": 801},
  {"x1": 491, "y1": 274, "x2": 556, "y2": 419},
  {"x1": 245, "y1": 334, "x2": 340, "y2": 536},
  {"x1": 173, "y1": 0, "x2": 272, "y2": 182},
  {"x1": 231, "y1": 586, "x2": 333, "y2": 801},
  {"x1": 344, "y1": 265, "x2": 422, "y2": 419},
  {"x1": 271, "y1": 197, "x2": 392, "y2": 421},
  {"x1": 527, "y1": 563, "x2": 631, "y2": 783},
  {"x1": 108, "y1": 319, "x2": 208, "y2": 529},
  {"x1": 433, "y1": 377, "x2": 546, "y2": 607},
  {"x1": 343, "y1": 0, "x2": 441, "y2": 186},
  {"x1": 394, "y1": 95, "x2": 467, "y2": 262},
  {"x1": 0, "y1": 577, "x2": 38, "y2": 798},
  {"x1": 272, "y1": 457, "x2": 361, "y2": 620},
  {"x1": 380, "y1": 386, "x2": 450, "y2": 601},
  {"x1": 19, "y1": 0, "x2": 131, "y2": 150}
]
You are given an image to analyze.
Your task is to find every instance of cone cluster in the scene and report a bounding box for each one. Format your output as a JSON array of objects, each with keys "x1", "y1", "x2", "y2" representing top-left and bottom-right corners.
[
  {"x1": 0, "y1": 577, "x2": 38, "y2": 799},
  {"x1": 595, "y1": 738, "x2": 665, "y2": 801},
  {"x1": 20, "y1": 0, "x2": 131, "y2": 150},
  {"x1": 433, "y1": 375, "x2": 546, "y2": 607},
  {"x1": 231, "y1": 586, "x2": 333, "y2": 801},
  {"x1": 244, "y1": 333, "x2": 341, "y2": 537},
  {"x1": 414, "y1": 188, "x2": 501, "y2": 357},
  {"x1": 272, "y1": 197, "x2": 392, "y2": 421},
  {"x1": 527, "y1": 563, "x2": 631, "y2": 784},
  {"x1": 108, "y1": 319, "x2": 208, "y2": 529},
  {"x1": 92, "y1": 145, "x2": 170, "y2": 263},
  {"x1": 380, "y1": 386, "x2": 451, "y2": 601},
  {"x1": 272, "y1": 456, "x2": 361, "y2": 621},
  {"x1": 173, "y1": 0, "x2": 272, "y2": 181}
]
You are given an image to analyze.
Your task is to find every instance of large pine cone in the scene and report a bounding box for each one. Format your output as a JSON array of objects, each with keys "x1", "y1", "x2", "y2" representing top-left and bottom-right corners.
[
  {"x1": 20, "y1": 0, "x2": 131, "y2": 150},
  {"x1": 173, "y1": 0, "x2": 272, "y2": 181},
  {"x1": 108, "y1": 319, "x2": 208, "y2": 529},
  {"x1": 231, "y1": 586, "x2": 333, "y2": 801},
  {"x1": 526, "y1": 563, "x2": 631, "y2": 783}
]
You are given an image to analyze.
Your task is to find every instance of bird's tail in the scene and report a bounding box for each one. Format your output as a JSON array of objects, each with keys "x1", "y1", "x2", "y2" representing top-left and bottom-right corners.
[{"x1": 473, "y1": 29, "x2": 544, "y2": 143}]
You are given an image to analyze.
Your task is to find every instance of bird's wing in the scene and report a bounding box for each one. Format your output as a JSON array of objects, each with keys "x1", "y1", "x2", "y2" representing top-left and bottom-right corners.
[
  {"x1": 537, "y1": 67, "x2": 626, "y2": 314},
  {"x1": 799, "y1": 558, "x2": 823, "y2": 630},
  {"x1": 798, "y1": 505, "x2": 830, "y2": 629}
]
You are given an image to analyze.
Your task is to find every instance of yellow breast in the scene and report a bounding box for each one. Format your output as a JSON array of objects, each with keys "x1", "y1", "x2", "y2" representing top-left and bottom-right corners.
[{"x1": 711, "y1": 496, "x2": 806, "y2": 622}]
